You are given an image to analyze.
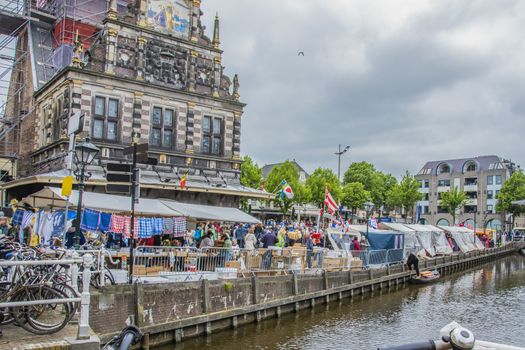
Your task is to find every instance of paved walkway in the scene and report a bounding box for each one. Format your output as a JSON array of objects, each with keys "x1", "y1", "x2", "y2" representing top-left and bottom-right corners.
[{"x1": 0, "y1": 323, "x2": 77, "y2": 350}]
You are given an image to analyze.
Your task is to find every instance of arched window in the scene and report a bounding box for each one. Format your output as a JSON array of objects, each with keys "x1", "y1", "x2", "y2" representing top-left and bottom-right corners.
[
  {"x1": 437, "y1": 163, "x2": 451, "y2": 175},
  {"x1": 437, "y1": 218, "x2": 450, "y2": 226},
  {"x1": 486, "y1": 219, "x2": 502, "y2": 231},
  {"x1": 463, "y1": 219, "x2": 475, "y2": 230},
  {"x1": 463, "y1": 161, "x2": 478, "y2": 173}
]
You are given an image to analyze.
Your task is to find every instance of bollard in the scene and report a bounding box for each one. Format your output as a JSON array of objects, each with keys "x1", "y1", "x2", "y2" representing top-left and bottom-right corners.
[
  {"x1": 99, "y1": 251, "x2": 105, "y2": 288},
  {"x1": 71, "y1": 251, "x2": 80, "y2": 293},
  {"x1": 77, "y1": 254, "x2": 94, "y2": 340}
]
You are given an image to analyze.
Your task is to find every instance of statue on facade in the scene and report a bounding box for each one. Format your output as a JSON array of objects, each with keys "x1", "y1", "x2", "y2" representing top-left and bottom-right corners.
[{"x1": 233, "y1": 74, "x2": 240, "y2": 100}]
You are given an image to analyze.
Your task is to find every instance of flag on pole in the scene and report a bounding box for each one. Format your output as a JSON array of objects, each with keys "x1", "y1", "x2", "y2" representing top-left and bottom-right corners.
[
  {"x1": 279, "y1": 180, "x2": 294, "y2": 199},
  {"x1": 324, "y1": 187, "x2": 339, "y2": 215},
  {"x1": 180, "y1": 174, "x2": 187, "y2": 189}
]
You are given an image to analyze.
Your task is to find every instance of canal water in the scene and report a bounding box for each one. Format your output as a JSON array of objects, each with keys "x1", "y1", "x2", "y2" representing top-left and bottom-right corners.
[{"x1": 161, "y1": 254, "x2": 525, "y2": 349}]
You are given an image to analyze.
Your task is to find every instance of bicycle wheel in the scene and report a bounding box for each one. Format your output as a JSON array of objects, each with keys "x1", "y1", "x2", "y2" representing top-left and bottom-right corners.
[
  {"x1": 0, "y1": 281, "x2": 15, "y2": 326},
  {"x1": 53, "y1": 283, "x2": 79, "y2": 317},
  {"x1": 11, "y1": 286, "x2": 71, "y2": 335}
]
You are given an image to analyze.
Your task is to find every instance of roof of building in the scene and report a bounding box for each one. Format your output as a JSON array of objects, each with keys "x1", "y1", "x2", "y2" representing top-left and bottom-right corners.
[
  {"x1": 2, "y1": 167, "x2": 274, "y2": 201},
  {"x1": 417, "y1": 155, "x2": 509, "y2": 176},
  {"x1": 261, "y1": 160, "x2": 309, "y2": 179}
]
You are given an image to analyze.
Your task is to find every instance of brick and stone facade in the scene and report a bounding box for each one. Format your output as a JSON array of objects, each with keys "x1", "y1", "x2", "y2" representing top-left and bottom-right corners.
[{"x1": 0, "y1": 0, "x2": 271, "y2": 206}]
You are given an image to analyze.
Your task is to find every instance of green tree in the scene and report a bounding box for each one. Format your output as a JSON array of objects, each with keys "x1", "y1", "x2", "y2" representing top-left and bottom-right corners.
[
  {"x1": 496, "y1": 171, "x2": 525, "y2": 226},
  {"x1": 305, "y1": 168, "x2": 341, "y2": 208},
  {"x1": 343, "y1": 162, "x2": 396, "y2": 212},
  {"x1": 441, "y1": 187, "x2": 468, "y2": 225},
  {"x1": 399, "y1": 172, "x2": 421, "y2": 211},
  {"x1": 343, "y1": 161, "x2": 376, "y2": 188},
  {"x1": 265, "y1": 160, "x2": 309, "y2": 214},
  {"x1": 240, "y1": 155, "x2": 262, "y2": 189},
  {"x1": 342, "y1": 182, "x2": 371, "y2": 217},
  {"x1": 385, "y1": 183, "x2": 403, "y2": 210}
]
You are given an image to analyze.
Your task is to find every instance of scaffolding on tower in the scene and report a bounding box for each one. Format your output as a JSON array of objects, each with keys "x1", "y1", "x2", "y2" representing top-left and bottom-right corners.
[{"x1": 0, "y1": 0, "x2": 110, "y2": 180}]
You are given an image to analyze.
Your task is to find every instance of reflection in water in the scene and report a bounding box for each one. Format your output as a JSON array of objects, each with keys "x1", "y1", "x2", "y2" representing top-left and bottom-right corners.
[{"x1": 158, "y1": 255, "x2": 525, "y2": 349}]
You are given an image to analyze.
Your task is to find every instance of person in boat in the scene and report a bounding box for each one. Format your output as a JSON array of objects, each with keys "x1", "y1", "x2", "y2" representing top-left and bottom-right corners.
[{"x1": 407, "y1": 252, "x2": 420, "y2": 276}]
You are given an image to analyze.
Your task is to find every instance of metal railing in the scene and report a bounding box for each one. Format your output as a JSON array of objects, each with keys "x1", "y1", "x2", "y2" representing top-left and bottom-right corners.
[
  {"x1": 0, "y1": 253, "x2": 93, "y2": 338},
  {"x1": 130, "y1": 246, "x2": 409, "y2": 278}
]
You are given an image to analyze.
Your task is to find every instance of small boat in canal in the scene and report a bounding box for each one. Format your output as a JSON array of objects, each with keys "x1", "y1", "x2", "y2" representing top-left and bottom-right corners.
[{"x1": 410, "y1": 270, "x2": 440, "y2": 285}]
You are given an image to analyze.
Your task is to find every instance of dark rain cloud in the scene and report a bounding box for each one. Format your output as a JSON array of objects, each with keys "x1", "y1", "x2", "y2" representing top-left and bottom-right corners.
[{"x1": 202, "y1": 0, "x2": 525, "y2": 177}]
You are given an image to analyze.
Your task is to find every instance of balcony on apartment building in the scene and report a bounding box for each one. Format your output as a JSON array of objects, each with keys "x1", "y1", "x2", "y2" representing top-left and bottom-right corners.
[
  {"x1": 465, "y1": 191, "x2": 478, "y2": 206},
  {"x1": 463, "y1": 177, "x2": 478, "y2": 192},
  {"x1": 436, "y1": 179, "x2": 451, "y2": 192}
]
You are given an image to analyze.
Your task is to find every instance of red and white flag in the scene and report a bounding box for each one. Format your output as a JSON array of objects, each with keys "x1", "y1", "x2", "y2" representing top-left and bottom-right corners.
[{"x1": 324, "y1": 187, "x2": 339, "y2": 215}]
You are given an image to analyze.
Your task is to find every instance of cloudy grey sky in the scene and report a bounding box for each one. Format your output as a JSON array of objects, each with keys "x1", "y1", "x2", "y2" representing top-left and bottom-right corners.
[{"x1": 201, "y1": 0, "x2": 525, "y2": 178}]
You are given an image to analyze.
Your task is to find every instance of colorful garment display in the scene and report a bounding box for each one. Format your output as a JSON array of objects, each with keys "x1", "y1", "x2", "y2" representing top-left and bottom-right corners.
[
  {"x1": 81, "y1": 208, "x2": 100, "y2": 231},
  {"x1": 152, "y1": 218, "x2": 163, "y2": 236},
  {"x1": 12, "y1": 209, "x2": 24, "y2": 226},
  {"x1": 50, "y1": 211, "x2": 66, "y2": 238},
  {"x1": 138, "y1": 218, "x2": 153, "y2": 238},
  {"x1": 173, "y1": 217, "x2": 187, "y2": 237},
  {"x1": 163, "y1": 218, "x2": 174, "y2": 235},
  {"x1": 99, "y1": 212, "x2": 112, "y2": 232}
]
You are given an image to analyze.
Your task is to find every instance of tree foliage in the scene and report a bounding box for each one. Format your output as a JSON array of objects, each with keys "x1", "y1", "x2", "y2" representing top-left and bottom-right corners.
[
  {"x1": 496, "y1": 171, "x2": 525, "y2": 224},
  {"x1": 343, "y1": 162, "x2": 397, "y2": 210},
  {"x1": 343, "y1": 162, "x2": 376, "y2": 188},
  {"x1": 441, "y1": 187, "x2": 468, "y2": 225},
  {"x1": 342, "y1": 182, "x2": 371, "y2": 212},
  {"x1": 305, "y1": 168, "x2": 341, "y2": 208},
  {"x1": 240, "y1": 155, "x2": 262, "y2": 189},
  {"x1": 386, "y1": 171, "x2": 421, "y2": 220},
  {"x1": 265, "y1": 160, "x2": 309, "y2": 214}
]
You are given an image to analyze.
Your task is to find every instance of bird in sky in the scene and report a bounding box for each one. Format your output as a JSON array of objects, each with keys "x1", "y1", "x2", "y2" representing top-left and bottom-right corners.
[{"x1": 298, "y1": 51, "x2": 305, "y2": 56}]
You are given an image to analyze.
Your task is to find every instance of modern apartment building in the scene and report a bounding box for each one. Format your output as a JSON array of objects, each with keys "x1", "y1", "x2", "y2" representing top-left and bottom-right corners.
[{"x1": 415, "y1": 156, "x2": 518, "y2": 231}]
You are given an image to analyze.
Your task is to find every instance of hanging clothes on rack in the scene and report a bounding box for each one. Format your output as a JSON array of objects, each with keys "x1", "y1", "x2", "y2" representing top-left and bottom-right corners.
[
  {"x1": 99, "y1": 212, "x2": 112, "y2": 232},
  {"x1": 173, "y1": 217, "x2": 187, "y2": 237},
  {"x1": 81, "y1": 208, "x2": 100, "y2": 231},
  {"x1": 12, "y1": 209, "x2": 24, "y2": 227},
  {"x1": 138, "y1": 218, "x2": 153, "y2": 238}
]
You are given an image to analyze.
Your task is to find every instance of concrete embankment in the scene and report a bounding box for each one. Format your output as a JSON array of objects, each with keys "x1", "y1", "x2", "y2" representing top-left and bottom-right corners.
[{"x1": 91, "y1": 245, "x2": 520, "y2": 349}]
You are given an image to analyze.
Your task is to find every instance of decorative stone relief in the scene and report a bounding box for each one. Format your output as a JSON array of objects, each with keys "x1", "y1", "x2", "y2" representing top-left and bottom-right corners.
[
  {"x1": 144, "y1": 40, "x2": 188, "y2": 89},
  {"x1": 195, "y1": 56, "x2": 213, "y2": 87},
  {"x1": 116, "y1": 36, "x2": 137, "y2": 69}
]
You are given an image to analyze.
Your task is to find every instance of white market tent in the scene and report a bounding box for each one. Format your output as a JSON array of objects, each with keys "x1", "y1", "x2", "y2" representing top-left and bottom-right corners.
[
  {"x1": 379, "y1": 222, "x2": 425, "y2": 257},
  {"x1": 439, "y1": 226, "x2": 475, "y2": 252},
  {"x1": 455, "y1": 226, "x2": 485, "y2": 250},
  {"x1": 404, "y1": 224, "x2": 435, "y2": 256},
  {"x1": 21, "y1": 187, "x2": 261, "y2": 224}
]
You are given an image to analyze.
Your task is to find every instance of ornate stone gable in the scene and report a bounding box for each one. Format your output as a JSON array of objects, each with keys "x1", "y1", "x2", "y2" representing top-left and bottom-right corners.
[{"x1": 144, "y1": 40, "x2": 188, "y2": 89}]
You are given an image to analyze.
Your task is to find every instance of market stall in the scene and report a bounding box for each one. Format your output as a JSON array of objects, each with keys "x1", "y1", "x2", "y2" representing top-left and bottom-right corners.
[{"x1": 379, "y1": 222, "x2": 425, "y2": 258}]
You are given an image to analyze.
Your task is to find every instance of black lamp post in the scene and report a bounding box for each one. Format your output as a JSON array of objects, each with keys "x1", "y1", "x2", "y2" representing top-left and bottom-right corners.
[
  {"x1": 364, "y1": 201, "x2": 374, "y2": 237},
  {"x1": 73, "y1": 138, "x2": 99, "y2": 249}
]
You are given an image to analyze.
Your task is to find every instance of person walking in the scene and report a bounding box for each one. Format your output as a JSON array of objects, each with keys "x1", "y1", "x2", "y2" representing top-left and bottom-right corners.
[
  {"x1": 199, "y1": 231, "x2": 214, "y2": 249},
  {"x1": 244, "y1": 228, "x2": 257, "y2": 250},
  {"x1": 306, "y1": 234, "x2": 314, "y2": 269}
]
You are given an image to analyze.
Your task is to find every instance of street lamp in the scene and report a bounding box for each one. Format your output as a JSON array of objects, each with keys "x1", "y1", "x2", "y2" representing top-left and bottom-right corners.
[
  {"x1": 335, "y1": 144, "x2": 350, "y2": 182},
  {"x1": 364, "y1": 201, "x2": 374, "y2": 237},
  {"x1": 73, "y1": 138, "x2": 99, "y2": 249}
]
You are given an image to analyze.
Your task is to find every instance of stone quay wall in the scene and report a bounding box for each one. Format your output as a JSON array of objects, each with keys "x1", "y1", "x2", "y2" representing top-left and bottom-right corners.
[{"x1": 90, "y1": 245, "x2": 520, "y2": 348}]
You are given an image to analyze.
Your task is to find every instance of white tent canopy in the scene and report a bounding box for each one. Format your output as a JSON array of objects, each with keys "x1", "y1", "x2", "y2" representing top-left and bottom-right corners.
[
  {"x1": 21, "y1": 187, "x2": 178, "y2": 216},
  {"x1": 161, "y1": 201, "x2": 260, "y2": 224},
  {"x1": 380, "y1": 222, "x2": 425, "y2": 257},
  {"x1": 21, "y1": 187, "x2": 261, "y2": 224}
]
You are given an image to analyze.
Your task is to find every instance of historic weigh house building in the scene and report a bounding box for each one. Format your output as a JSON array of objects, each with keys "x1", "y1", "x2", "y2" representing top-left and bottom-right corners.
[{"x1": 0, "y1": 0, "x2": 272, "y2": 207}]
